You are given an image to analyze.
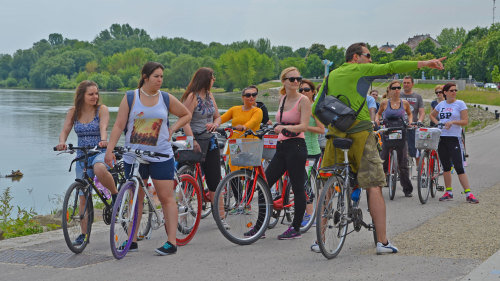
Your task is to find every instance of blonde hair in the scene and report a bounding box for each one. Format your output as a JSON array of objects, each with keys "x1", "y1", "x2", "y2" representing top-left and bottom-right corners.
[
  {"x1": 434, "y1": 84, "x2": 444, "y2": 92},
  {"x1": 279, "y1": 66, "x2": 299, "y2": 95}
]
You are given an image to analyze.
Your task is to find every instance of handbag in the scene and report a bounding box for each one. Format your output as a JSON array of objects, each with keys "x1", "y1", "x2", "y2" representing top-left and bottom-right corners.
[{"x1": 314, "y1": 74, "x2": 365, "y2": 132}]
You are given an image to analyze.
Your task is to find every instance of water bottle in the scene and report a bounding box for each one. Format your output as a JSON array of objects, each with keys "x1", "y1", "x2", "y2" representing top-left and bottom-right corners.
[
  {"x1": 93, "y1": 176, "x2": 111, "y2": 200},
  {"x1": 351, "y1": 187, "x2": 361, "y2": 203}
]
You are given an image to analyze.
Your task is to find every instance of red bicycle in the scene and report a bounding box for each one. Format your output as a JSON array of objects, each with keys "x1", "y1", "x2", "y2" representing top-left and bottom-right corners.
[{"x1": 415, "y1": 126, "x2": 443, "y2": 204}]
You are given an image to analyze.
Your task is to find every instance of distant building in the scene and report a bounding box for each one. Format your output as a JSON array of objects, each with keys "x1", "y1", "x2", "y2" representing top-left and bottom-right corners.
[
  {"x1": 379, "y1": 42, "x2": 396, "y2": 53},
  {"x1": 405, "y1": 34, "x2": 441, "y2": 50}
]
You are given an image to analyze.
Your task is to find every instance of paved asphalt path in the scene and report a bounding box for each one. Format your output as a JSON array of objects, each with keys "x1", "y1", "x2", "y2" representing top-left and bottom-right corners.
[{"x1": 1, "y1": 114, "x2": 499, "y2": 281}]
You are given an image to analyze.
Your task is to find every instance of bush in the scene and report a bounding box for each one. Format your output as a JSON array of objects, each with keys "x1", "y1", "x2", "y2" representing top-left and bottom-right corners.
[
  {"x1": 107, "y1": 75, "x2": 124, "y2": 91},
  {"x1": 47, "y1": 74, "x2": 70, "y2": 89},
  {"x1": 5, "y1": 77, "x2": 17, "y2": 87},
  {"x1": 88, "y1": 72, "x2": 110, "y2": 90}
]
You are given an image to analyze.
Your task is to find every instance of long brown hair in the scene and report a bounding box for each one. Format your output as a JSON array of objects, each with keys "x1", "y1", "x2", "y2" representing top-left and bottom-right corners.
[
  {"x1": 138, "y1": 62, "x2": 165, "y2": 89},
  {"x1": 181, "y1": 67, "x2": 214, "y2": 102},
  {"x1": 73, "y1": 80, "x2": 99, "y2": 121}
]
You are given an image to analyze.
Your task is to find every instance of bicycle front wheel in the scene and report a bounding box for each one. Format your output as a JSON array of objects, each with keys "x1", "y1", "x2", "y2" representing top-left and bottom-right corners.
[
  {"x1": 316, "y1": 176, "x2": 348, "y2": 259},
  {"x1": 417, "y1": 153, "x2": 431, "y2": 204},
  {"x1": 110, "y1": 181, "x2": 138, "y2": 260},
  {"x1": 136, "y1": 198, "x2": 153, "y2": 241},
  {"x1": 213, "y1": 169, "x2": 272, "y2": 245},
  {"x1": 62, "y1": 181, "x2": 94, "y2": 254},
  {"x1": 176, "y1": 174, "x2": 202, "y2": 246},
  {"x1": 388, "y1": 150, "x2": 398, "y2": 200},
  {"x1": 178, "y1": 164, "x2": 212, "y2": 219},
  {"x1": 301, "y1": 167, "x2": 318, "y2": 233}
]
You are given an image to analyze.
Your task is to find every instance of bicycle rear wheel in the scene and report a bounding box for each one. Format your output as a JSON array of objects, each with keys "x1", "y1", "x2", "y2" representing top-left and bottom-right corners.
[
  {"x1": 110, "y1": 181, "x2": 138, "y2": 260},
  {"x1": 316, "y1": 176, "x2": 348, "y2": 259},
  {"x1": 136, "y1": 198, "x2": 153, "y2": 241},
  {"x1": 430, "y1": 153, "x2": 440, "y2": 198},
  {"x1": 62, "y1": 181, "x2": 94, "y2": 254},
  {"x1": 388, "y1": 150, "x2": 398, "y2": 200},
  {"x1": 300, "y1": 167, "x2": 318, "y2": 233},
  {"x1": 176, "y1": 174, "x2": 202, "y2": 246},
  {"x1": 213, "y1": 169, "x2": 272, "y2": 245},
  {"x1": 178, "y1": 165, "x2": 212, "y2": 219},
  {"x1": 417, "y1": 153, "x2": 431, "y2": 204}
]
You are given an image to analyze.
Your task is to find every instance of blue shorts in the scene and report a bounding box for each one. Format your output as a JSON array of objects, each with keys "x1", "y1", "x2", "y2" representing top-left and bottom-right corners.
[
  {"x1": 75, "y1": 152, "x2": 111, "y2": 180},
  {"x1": 124, "y1": 158, "x2": 175, "y2": 181}
]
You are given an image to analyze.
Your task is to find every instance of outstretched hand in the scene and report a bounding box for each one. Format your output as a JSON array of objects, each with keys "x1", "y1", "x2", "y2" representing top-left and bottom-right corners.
[{"x1": 423, "y1": 57, "x2": 446, "y2": 70}]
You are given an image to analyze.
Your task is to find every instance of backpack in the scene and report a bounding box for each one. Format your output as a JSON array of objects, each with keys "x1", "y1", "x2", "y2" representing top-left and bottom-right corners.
[{"x1": 123, "y1": 89, "x2": 170, "y2": 135}]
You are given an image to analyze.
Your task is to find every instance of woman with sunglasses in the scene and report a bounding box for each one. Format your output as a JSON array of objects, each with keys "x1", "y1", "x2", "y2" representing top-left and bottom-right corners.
[
  {"x1": 220, "y1": 85, "x2": 263, "y2": 171},
  {"x1": 376, "y1": 80, "x2": 414, "y2": 197},
  {"x1": 247, "y1": 67, "x2": 311, "y2": 240},
  {"x1": 430, "y1": 83, "x2": 478, "y2": 203},
  {"x1": 298, "y1": 79, "x2": 324, "y2": 229},
  {"x1": 430, "y1": 85, "x2": 445, "y2": 127}
]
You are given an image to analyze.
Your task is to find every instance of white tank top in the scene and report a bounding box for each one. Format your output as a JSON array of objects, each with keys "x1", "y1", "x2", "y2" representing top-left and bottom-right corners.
[{"x1": 124, "y1": 91, "x2": 173, "y2": 163}]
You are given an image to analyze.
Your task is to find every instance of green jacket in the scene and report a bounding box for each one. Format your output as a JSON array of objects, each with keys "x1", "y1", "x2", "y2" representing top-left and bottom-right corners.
[{"x1": 312, "y1": 61, "x2": 419, "y2": 122}]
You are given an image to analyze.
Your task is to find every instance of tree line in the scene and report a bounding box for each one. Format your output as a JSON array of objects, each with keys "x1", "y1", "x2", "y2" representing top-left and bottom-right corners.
[{"x1": 0, "y1": 23, "x2": 499, "y2": 91}]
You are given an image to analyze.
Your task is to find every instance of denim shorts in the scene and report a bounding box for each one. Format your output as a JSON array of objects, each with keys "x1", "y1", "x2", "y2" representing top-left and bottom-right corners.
[
  {"x1": 124, "y1": 158, "x2": 175, "y2": 181},
  {"x1": 75, "y1": 152, "x2": 111, "y2": 180}
]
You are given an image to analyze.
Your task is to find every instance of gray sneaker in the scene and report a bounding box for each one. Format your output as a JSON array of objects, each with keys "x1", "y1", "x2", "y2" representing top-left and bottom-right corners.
[
  {"x1": 376, "y1": 241, "x2": 398, "y2": 255},
  {"x1": 310, "y1": 241, "x2": 320, "y2": 253}
]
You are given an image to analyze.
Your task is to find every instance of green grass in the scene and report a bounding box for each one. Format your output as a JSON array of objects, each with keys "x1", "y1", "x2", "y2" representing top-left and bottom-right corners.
[
  {"x1": 458, "y1": 90, "x2": 500, "y2": 106},
  {"x1": 256, "y1": 81, "x2": 281, "y2": 90}
]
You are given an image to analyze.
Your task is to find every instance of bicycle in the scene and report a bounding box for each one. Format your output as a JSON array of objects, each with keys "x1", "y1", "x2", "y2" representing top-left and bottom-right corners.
[
  {"x1": 415, "y1": 124, "x2": 444, "y2": 204},
  {"x1": 109, "y1": 147, "x2": 201, "y2": 259},
  {"x1": 315, "y1": 137, "x2": 377, "y2": 259},
  {"x1": 212, "y1": 127, "x2": 275, "y2": 245},
  {"x1": 55, "y1": 144, "x2": 125, "y2": 254},
  {"x1": 175, "y1": 127, "x2": 230, "y2": 219}
]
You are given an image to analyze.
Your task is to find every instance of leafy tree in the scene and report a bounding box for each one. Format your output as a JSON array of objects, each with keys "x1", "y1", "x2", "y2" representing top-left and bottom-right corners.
[
  {"x1": 29, "y1": 55, "x2": 75, "y2": 87},
  {"x1": 255, "y1": 38, "x2": 272, "y2": 57},
  {"x1": 392, "y1": 44, "x2": 413, "y2": 60},
  {"x1": 272, "y1": 46, "x2": 295, "y2": 60},
  {"x1": 46, "y1": 74, "x2": 70, "y2": 88},
  {"x1": 107, "y1": 75, "x2": 124, "y2": 90},
  {"x1": 437, "y1": 27, "x2": 466, "y2": 49},
  {"x1": 32, "y1": 39, "x2": 52, "y2": 57},
  {"x1": 323, "y1": 45, "x2": 346, "y2": 69},
  {"x1": 10, "y1": 49, "x2": 38, "y2": 80},
  {"x1": 491, "y1": 66, "x2": 500, "y2": 83},
  {"x1": 103, "y1": 48, "x2": 156, "y2": 74},
  {"x1": 5, "y1": 77, "x2": 17, "y2": 87},
  {"x1": 164, "y1": 54, "x2": 200, "y2": 88},
  {"x1": 294, "y1": 47, "x2": 308, "y2": 58},
  {"x1": 279, "y1": 57, "x2": 306, "y2": 74},
  {"x1": 88, "y1": 72, "x2": 110, "y2": 89},
  {"x1": 48, "y1": 33, "x2": 64, "y2": 46},
  {"x1": 202, "y1": 42, "x2": 227, "y2": 58},
  {"x1": 307, "y1": 43, "x2": 326, "y2": 58},
  {"x1": 304, "y1": 54, "x2": 323, "y2": 78},
  {"x1": 415, "y1": 38, "x2": 437, "y2": 56},
  {"x1": 0, "y1": 54, "x2": 12, "y2": 80},
  {"x1": 157, "y1": 51, "x2": 176, "y2": 68}
]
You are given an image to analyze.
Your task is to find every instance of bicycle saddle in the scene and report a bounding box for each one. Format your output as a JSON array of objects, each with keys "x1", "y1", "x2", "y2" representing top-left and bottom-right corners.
[{"x1": 333, "y1": 138, "x2": 353, "y2": 150}]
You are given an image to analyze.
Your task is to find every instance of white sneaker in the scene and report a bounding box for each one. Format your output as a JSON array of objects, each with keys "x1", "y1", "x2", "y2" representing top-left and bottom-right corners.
[
  {"x1": 310, "y1": 241, "x2": 320, "y2": 253},
  {"x1": 376, "y1": 241, "x2": 398, "y2": 255},
  {"x1": 221, "y1": 219, "x2": 230, "y2": 230}
]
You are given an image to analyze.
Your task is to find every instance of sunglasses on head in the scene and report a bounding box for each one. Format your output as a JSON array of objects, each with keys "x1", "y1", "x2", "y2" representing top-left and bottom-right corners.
[
  {"x1": 298, "y1": 87, "x2": 311, "y2": 93},
  {"x1": 242, "y1": 93, "x2": 258, "y2": 98},
  {"x1": 285, "y1": 76, "x2": 302, "y2": 82},
  {"x1": 390, "y1": 86, "x2": 401, "y2": 90},
  {"x1": 435, "y1": 91, "x2": 443, "y2": 94}
]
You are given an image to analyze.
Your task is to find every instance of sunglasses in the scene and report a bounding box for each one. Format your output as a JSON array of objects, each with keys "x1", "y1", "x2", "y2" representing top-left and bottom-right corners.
[
  {"x1": 390, "y1": 86, "x2": 401, "y2": 90},
  {"x1": 285, "y1": 76, "x2": 302, "y2": 82},
  {"x1": 298, "y1": 87, "x2": 311, "y2": 93},
  {"x1": 242, "y1": 93, "x2": 258, "y2": 98},
  {"x1": 435, "y1": 91, "x2": 443, "y2": 94},
  {"x1": 448, "y1": 89, "x2": 458, "y2": 92},
  {"x1": 360, "y1": 53, "x2": 371, "y2": 59}
]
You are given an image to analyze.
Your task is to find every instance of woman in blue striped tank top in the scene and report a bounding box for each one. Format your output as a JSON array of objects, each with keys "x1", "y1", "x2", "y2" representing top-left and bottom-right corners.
[
  {"x1": 56, "y1": 80, "x2": 119, "y2": 246},
  {"x1": 105, "y1": 62, "x2": 192, "y2": 255}
]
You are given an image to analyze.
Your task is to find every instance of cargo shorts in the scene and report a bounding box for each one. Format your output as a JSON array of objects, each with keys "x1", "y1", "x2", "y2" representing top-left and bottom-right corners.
[{"x1": 322, "y1": 127, "x2": 386, "y2": 189}]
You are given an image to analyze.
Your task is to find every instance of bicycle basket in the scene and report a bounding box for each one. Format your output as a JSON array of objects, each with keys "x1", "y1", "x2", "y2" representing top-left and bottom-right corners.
[
  {"x1": 228, "y1": 138, "x2": 263, "y2": 167},
  {"x1": 262, "y1": 134, "x2": 278, "y2": 160},
  {"x1": 415, "y1": 128, "x2": 441, "y2": 150}
]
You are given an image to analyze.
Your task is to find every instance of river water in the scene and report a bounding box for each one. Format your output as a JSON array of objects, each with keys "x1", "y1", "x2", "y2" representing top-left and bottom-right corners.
[{"x1": 0, "y1": 89, "x2": 279, "y2": 215}]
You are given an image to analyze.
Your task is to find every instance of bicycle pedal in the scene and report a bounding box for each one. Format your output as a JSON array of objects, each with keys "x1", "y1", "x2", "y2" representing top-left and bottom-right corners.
[{"x1": 436, "y1": 186, "x2": 444, "y2": 191}]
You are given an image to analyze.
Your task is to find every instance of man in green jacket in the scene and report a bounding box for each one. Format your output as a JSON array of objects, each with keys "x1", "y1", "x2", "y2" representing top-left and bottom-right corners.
[{"x1": 312, "y1": 42, "x2": 445, "y2": 255}]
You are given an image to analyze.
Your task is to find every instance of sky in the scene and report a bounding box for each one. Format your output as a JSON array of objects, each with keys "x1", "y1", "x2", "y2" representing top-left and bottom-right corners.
[{"x1": 0, "y1": 0, "x2": 495, "y2": 55}]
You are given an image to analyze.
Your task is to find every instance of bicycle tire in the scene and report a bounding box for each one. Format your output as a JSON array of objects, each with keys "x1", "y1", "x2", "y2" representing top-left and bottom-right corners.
[
  {"x1": 178, "y1": 165, "x2": 212, "y2": 219},
  {"x1": 62, "y1": 181, "x2": 94, "y2": 254},
  {"x1": 417, "y1": 153, "x2": 431, "y2": 204},
  {"x1": 212, "y1": 169, "x2": 272, "y2": 245},
  {"x1": 110, "y1": 181, "x2": 138, "y2": 260},
  {"x1": 430, "y1": 153, "x2": 440, "y2": 198},
  {"x1": 136, "y1": 198, "x2": 153, "y2": 241},
  {"x1": 176, "y1": 174, "x2": 202, "y2": 246},
  {"x1": 316, "y1": 175, "x2": 348, "y2": 259},
  {"x1": 268, "y1": 209, "x2": 280, "y2": 229},
  {"x1": 388, "y1": 150, "x2": 398, "y2": 200},
  {"x1": 300, "y1": 167, "x2": 318, "y2": 233}
]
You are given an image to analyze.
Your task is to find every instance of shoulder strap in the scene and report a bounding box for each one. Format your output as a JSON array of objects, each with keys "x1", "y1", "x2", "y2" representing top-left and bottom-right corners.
[
  {"x1": 279, "y1": 95, "x2": 287, "y2": 122},
  {"x1": 161, "y1": 91, "x2": 170, "y2": 127}
]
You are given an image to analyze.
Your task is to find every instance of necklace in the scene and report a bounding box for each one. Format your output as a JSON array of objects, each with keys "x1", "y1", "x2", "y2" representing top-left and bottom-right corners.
[{"x1": 140, "y1": 87, "x2": 160, "y2": 97}]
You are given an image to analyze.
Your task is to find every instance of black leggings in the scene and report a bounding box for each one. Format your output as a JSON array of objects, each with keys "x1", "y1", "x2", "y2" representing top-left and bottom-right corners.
[
  {"x1": 438, "y1": 136, "x2": 465, "y2": 175},
  {"x1": 201, "y1": 146, "x2": 221, "y2": 192},
  {"x1": 380, "y1": 142, "x2": 413, "y2": 194},
  {"x1": 257, "y1": 138, "x2": 308, "y2": 231}
]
